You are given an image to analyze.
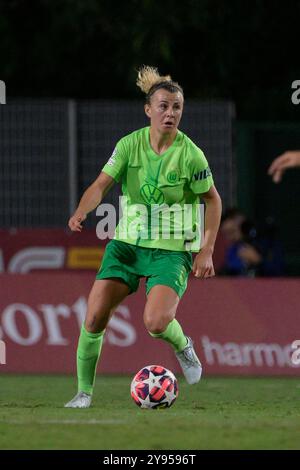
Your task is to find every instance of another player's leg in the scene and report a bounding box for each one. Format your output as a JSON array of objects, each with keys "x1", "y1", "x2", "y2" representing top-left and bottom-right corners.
[
  {"x1": 143, "y1": 285, "x2": 202, "y2": 384},
  {"x1": 65, "y1": 278, "x2": 130, "y2": 408}
]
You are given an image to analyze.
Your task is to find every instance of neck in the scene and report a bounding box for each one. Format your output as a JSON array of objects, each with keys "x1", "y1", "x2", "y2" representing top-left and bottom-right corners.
[{"x1": 149, "y1": 127, "x2": 177, "y2": 155}]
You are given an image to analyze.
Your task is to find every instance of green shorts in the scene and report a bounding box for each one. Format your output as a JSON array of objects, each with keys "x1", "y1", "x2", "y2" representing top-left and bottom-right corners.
[{"x1": 96, "y1": 239, "x2": 192, "y2": 298}]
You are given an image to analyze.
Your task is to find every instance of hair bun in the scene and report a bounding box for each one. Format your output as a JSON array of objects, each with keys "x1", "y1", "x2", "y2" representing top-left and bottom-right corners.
[{"x1": 136, "y1": 65, "x2": 172, "y2": 94}]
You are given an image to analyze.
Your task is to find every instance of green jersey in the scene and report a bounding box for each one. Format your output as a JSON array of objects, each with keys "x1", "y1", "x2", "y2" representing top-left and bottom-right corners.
[{"x1": 102, "y1": 126, "x2": 214, "y2": 252}]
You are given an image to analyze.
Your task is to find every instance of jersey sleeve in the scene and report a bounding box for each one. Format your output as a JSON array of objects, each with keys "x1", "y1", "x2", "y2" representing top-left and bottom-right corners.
[
  {"x1": 188, "y1": 148, "x2": 214, "y2": 194},
  {"x1": 101, "y1": 138, "x2": 128, "y2": 183}
]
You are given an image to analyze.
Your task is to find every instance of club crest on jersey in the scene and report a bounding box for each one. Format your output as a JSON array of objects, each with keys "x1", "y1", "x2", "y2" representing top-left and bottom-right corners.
[
  {"x1": 167, "y1": 169, "x2": 180, "y2": 184},
  {"x1": 107, "y1": 147, "x2": 117, "y2": 166},
  {"x1": 140, "y1": 184, "x2": 165, "y2": 204}
]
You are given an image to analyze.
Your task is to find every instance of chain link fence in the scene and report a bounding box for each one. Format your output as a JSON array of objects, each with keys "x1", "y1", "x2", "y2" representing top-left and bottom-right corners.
[{"x1": 0, "y1": 99, "x2": 235, "y2": 228}]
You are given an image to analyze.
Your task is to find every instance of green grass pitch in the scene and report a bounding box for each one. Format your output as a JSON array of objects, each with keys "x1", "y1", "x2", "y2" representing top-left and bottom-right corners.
[{"x1": 0, "y1": 375, "x2": 299, "y2": 450}]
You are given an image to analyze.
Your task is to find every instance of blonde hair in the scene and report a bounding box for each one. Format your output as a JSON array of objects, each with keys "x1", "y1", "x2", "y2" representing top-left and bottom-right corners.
[{"x1": 136, "y1": 65, "x2": 183, "y2": 103}]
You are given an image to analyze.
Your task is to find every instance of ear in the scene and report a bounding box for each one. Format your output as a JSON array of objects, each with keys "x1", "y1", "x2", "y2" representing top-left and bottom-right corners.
[{"x1": 144, "y1": 103, "x2": 151, "y2": 119}]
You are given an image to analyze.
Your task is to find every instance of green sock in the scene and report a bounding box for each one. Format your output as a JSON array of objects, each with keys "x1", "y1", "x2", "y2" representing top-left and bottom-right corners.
[
  {"x1": 149, "y1": 319, "x2": 188, "y2": 353},
  {"x1": 76, "y1": 324, "x2": 104, "y2": 395}
]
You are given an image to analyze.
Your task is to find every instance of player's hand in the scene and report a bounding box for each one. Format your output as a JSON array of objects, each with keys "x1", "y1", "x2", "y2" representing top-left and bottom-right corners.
[
  {"x1": 68, "y1": 212, "x2": 87, "y2": 232},
  {"x1": 192, "y1": 248, "x2": 215, "y2": 279},
  {"x1": 268, "y1": 151, "x2": 300, "y2": 183},
  {"x1": 238, "y1": 244, "x2": 262, "y2": 265}
]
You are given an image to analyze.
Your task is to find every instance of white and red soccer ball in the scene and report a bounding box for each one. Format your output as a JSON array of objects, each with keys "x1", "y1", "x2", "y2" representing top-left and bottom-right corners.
[{"x1": 131, "y1": 365, "x2": 178, "y2": 409}]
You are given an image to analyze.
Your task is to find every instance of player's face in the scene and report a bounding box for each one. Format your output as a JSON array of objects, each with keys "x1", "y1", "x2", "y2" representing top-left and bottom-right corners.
[
  {"x1": 145, "y1": 89, "x2": 184, "y2": 134},
  {"x1": 221, "y1": 218, "x2": 243, "y2": 242}
]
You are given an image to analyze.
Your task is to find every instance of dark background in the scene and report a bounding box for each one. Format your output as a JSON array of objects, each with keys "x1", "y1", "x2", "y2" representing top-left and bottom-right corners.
[
  {"x1": 0, "y1": 0, "x2": 299, "y2": 121},
  {"x1": 0, "y1": 0, "x2": 299, "y2": 273}
]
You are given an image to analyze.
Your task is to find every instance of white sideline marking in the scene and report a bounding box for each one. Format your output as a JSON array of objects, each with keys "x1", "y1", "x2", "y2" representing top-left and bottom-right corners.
[{"x1": 0, "y1": 419, "x2": 124, "y2": 425}]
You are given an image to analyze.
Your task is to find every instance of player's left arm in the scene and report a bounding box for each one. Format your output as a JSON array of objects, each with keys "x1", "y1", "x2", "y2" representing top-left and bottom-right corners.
[{"x1": 192, "y1": 185, "x2": 222, "y2": 279}]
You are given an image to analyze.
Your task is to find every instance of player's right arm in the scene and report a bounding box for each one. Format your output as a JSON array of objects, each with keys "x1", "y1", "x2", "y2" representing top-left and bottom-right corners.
[
  {"x1": 68, "y1": 172, "x2": 115, "y2": 232},
  {"x1": 69, "y1": 137, "x2": 129, "y2": 232}
]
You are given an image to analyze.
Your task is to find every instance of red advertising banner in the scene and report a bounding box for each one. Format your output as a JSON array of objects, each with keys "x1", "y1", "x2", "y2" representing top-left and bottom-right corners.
[
  {"x1": 0, "y1": 229, "x2": 106, "y2": 273},
  {"x1": 0, "y1": 274, "x2": 299, "y2": 376},
  {"x1": 0, "y1": 229, "x2": 227, "y2": 273}
]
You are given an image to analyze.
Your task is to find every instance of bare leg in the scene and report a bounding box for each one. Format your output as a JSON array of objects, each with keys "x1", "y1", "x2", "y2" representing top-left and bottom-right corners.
[
  {"x1": 143, "y1": 284, "x2": 202, "y2": 384},
  {"x1": 65, "y1": 278, "x2": 130, "y2": 408},
  {"x1": 143, "y1": 285, "x2": 180, "y2": 334},
  {"x1": 85, "y1": 278, "x2": 131, "y2": 332}
]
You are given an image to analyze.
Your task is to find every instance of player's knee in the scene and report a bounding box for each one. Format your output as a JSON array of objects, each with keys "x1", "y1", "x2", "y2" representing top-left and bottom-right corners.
[
  {"x1": 85, "y1": 314, "x2": 108, "y2": 333},
  {"x1": 144, "y1": 315, "x2": 168, "y2": 334}
]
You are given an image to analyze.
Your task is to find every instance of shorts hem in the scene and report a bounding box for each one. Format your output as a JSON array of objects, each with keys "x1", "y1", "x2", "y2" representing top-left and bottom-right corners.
[
  {"x1": 96, "y1": 270, "x2": 138, "y2": 294},
  {"x1": 146, "y1": 281, "x2": 186, "y2": 299}
]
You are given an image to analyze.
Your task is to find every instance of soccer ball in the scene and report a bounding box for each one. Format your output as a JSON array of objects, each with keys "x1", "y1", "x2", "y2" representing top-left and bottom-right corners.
[{"x1": 131, "y1": 365, "x2": 178, "y2": 409}]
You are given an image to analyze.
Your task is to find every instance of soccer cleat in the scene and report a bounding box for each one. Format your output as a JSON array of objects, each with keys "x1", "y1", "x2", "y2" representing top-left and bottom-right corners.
[
  {"x1": 64, "y1": 391, "x2": 92, "y2": 408},
  {"x1": 175, "y1": 336, "x2": 202, "y2": 384}
]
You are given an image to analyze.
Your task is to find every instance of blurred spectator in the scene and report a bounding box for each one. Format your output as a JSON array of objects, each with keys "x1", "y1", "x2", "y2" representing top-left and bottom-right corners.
[
  {"x1": 219, "y1": 208, "x2": 284, "y2": 277},
  {"x1": 220, "y1": 208, "x2": 261, "y2": 277},
  {"x1": 256, "y1": 216, "x2": 285, "y2": 276}
]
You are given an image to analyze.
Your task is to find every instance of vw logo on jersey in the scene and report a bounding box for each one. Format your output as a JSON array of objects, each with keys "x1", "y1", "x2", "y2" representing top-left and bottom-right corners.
[
  {"x1": 140, "y1": 183, "x2": 165, "y2": 204},
  {"x1": 167, "y1": 169, "x2": 180, "y2": 184}
]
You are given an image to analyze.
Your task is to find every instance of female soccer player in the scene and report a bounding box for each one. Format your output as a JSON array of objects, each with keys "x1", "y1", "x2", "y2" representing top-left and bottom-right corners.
[{"x1": 65, "y1": 66, "x2": 222, "y2": 408}]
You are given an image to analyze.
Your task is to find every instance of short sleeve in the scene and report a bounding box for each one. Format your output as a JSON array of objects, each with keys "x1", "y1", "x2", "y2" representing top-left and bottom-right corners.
[
  {"x1": 188, "y1": 148, "x2": 214, "y2": 194},
  {"x1": 102, "y1": 138, "x2": 128, "y2": 183}
]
